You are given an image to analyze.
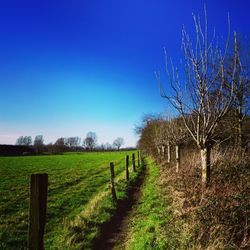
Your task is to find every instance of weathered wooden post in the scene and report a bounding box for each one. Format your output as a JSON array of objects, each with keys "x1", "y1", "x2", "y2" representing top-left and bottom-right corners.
[
  {"x1": 109, "y1": 162, "x2": 117, "y2": 202},
  {"x1": 125, "y1": 155, "x2": 129, "y2": 180},
  {"x1": 137, "y1": 151, "x2": 140, "y2": 166},
  {"x1": 28, "y1": 173, "x2": 48, "y2": 250},
  {"x1": 132, "y1": 153, "x2": 136, "y2": 172}
]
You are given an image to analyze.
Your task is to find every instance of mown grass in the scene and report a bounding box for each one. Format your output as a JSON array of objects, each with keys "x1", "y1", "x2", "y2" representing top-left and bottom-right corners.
[
  {"x1": 0, "y1": 151, "x2": 137, "y2": 249},
  {"x1": 125, "y1": 158, "x2": 174, "y2": 250}
]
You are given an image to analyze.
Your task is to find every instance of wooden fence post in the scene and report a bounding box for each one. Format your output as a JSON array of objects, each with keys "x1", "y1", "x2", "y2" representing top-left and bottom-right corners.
[
  {"x1": 28, "y1": 173, "x2": 48, "y2": 250},
  {"x1": 109, "y1": 162, "x2": 117, "y2": 202},
  {"x1": 125, "y1": 155, "x2": 129, "y2": 181},
  {"x1": 132, "y1": 153, "x2": 136, "y2": 172}
]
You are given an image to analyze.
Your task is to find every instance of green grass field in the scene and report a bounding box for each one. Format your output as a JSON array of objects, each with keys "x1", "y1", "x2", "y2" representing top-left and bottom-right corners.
[{"x1": 0, "y1": 151, "x2": 138, "y2": 249}]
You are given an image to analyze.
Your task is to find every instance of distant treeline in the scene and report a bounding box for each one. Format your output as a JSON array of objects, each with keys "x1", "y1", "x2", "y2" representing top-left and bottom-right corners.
[
  {"x1": 0, "y1": 144, "x2": 136, "y2": 156},
  {"x1": 3, "y1": 131, "x2": 132, "y2": 156}
]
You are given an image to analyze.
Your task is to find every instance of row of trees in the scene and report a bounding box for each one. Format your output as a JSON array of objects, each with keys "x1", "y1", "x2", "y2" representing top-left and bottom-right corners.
[
  {"x1": 138, "y1": 9, "x2": 250, "y2": 188},
  {"x1": 16, "y1": 132, "x2": 125, "y2": 151},
  {"x1": 16, "y1": 135, "x2": 43, "y2": 147}
]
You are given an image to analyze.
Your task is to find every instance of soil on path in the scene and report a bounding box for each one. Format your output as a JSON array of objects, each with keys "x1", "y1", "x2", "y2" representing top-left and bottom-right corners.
[{"x1": 92, "y1": 168, "x2": 146, "y2": 250}]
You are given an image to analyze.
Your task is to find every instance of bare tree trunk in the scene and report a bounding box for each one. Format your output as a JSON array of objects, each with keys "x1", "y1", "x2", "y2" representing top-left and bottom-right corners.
[
  {"x1": 175, "y1": 145, "x2": 180, "y2": 173},
  {"x1": 200, "y1": 147, "x2": 211, "y2": 188},
  {"x1": 237, "y1": 106, "x2": 243, "y2": 147},
  {"x1": 167, "y1": 142, "x2": 171, "y2": 163},
  {"x1": 161, "y1": 145, "x2": 165, "y2": 157},
  {"x1": 238, "y1": 118, "x2": 243, "y2": 147},
  {"x1": 157, "y1": 146, "x2": 161, "y2": 155}
]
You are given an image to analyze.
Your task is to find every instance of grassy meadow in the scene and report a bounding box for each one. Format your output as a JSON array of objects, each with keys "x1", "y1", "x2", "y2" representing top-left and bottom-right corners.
[{"x1": 0, "y1": 151, "x2": 138, "y2": 249}]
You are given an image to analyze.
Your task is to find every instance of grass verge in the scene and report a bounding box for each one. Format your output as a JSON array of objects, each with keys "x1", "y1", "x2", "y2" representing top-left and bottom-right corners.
[{"x1": 124, "y1": 158, "x2": 172, "y2": 249}]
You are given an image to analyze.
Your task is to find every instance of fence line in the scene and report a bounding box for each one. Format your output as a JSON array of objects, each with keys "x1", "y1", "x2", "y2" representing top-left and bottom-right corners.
[
  {"x1": 28, "y1": 151, "x2": 141, "y2": 249},
  {"x1": 132, "y1": 153, "x2": 136, "y2": 172},
  {"x1": 125, "y1": 155, "x2": 130, "y2": 180}
]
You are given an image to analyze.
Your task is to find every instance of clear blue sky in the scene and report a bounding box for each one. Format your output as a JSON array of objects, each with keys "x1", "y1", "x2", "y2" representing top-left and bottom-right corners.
[{"x1": 0, "y1": 0, "x2": 249, "y2": 146}]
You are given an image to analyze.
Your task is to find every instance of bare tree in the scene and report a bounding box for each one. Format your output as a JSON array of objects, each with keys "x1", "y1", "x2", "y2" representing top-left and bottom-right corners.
[
  {"x1": 66, "y1": 137, "x2": 81, "y2": 147},
  {"x1": 136, "y1": 114, "x2": 161, "y2": 156},
  {"x1": 34, "y1": 135, "x2": 44, "y2": 146},
  {"x1": 226, "y1": 35, "x2": 250, "y2": 147},
  {"x1": 16, "y1": 136, "x2": 23, "y2": 145},
  {"x1": 83, "y1": 132, "x2": 97, "y2": 151},
  {"x1": 152, "y1": 118, "x2": 165, "y2": 156},
  {"x1": 34, "y1": 135, "x2": 44, "y2": 153},
  {"x1": 157, "y1": 8, "x2": 237, "y2": 187},
  {"x1": 53, "y1": 137, "x2": 67, "y2": 153},
  {"x1": 113, "y1": 137, "x2": 124, "y2": 150},
  {"x1": 16, "y1": 136, "x2": 32, "y2": 146},
  {"x1": 25, "y1": 136, "x2": 32, "y2": 146},
  {"x1": 136, "y1": 114, "x2": 165, "y2": 156},
  {"x1": 54, "y1": 137, "x2": 66, "y2": 146},
  {"x1": 153, "y1": 118, "x2": 173, "y2": 162},
  {"x1": 167, "y1": 117, "x2": 189, "y2": 173}
]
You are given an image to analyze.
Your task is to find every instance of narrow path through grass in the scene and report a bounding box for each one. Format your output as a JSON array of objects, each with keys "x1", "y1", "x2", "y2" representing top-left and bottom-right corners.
[
  {"x1": 122, "y1": 158, "x2": 172, "y2": 250},
  {"x1": 92, "y1": 163, "x2": 146, "y2": 250},
  {"x1": 91, "y1": 157, "x2": 174, "y2": 250}
]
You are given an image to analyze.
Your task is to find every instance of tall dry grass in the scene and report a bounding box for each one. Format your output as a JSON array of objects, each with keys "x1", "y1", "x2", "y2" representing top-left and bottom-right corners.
[{"x1": 158, "y1": 145, "x2": 250, "y2": 249}]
